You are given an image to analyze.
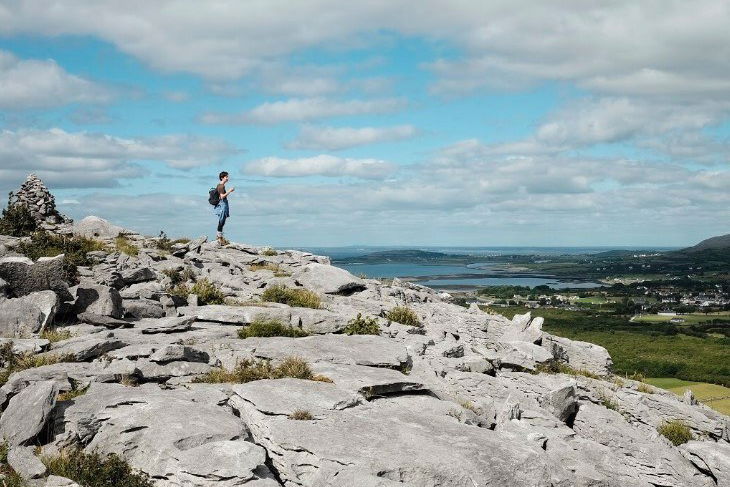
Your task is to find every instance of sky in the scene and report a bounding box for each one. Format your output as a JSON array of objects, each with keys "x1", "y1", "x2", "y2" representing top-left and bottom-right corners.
[{"x1": 0, "y1": 1, "x2": 729, "y2": 247}]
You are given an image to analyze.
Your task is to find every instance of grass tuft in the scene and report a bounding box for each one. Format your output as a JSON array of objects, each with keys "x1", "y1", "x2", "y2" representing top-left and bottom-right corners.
[
  {"x1": 238, "y1": 318, "x2": 309, "y2": 339},
  {"x1": 192, "y1": 356, "x2": 329, "y2": 384},
  {"x1": 535, "y1": 361, "x2": 601, "y2": 379},
  {"x1": 261, "y1": 285, "x2": 321, "y2": 309},
  {"x1": 1, "y1": 342, "x2": 74, "y2": 386},
  {"x1": 261, "y1": 248, "x2": 278, "y2": 256},
  {"x1": 657, "y1": 420, "x2": 693, "y2": 446},
  {"x1": 637, "y1": 382, "x2": 655, "y2": 394},
  {"x1": 169, "y1": 278, "x2": 225, "y2": 305},
  {"x1": 114, "y1": 234, "x2": 139, "y2": 256},
  {"x1": 598, "y1": 389, "x2": 619, "y2": 411},
  {"x1": 58, "y1": 384, "x2": 89, "y2": 402},
  {"x1": 343, "y1": 313, "x2": 381, "y2": 335},
  {"x1": 41, "y1": 327, "x2": 72, "y2": 343},
  {"x1": 43, "y1": 448, "x2": 154, "y2": 487},
  {"x1": 248, "y1": 262, "x2": 290, "y2": 277},
  {"x1": 386, "y1": 306, "x2": 421, "y2": 327},
  {"x1": 288, "y1": 409, "x2": 313, "y2": 420}
]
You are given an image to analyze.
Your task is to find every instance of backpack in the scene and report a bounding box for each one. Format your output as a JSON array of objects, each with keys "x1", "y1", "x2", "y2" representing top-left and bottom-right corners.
[{"x1": 208, "y1": 187, "x2": 220, "y2": 206}]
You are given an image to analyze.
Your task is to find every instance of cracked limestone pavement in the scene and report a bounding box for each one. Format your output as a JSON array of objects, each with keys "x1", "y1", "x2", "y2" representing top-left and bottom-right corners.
[{"x1": 0, "y1": 213, "x2": 728, "y2": 486}]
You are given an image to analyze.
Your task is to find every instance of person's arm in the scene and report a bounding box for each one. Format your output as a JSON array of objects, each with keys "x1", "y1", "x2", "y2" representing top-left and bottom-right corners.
[{"x1": 220, "y1": 186, "x2": 235, "y2": 199}]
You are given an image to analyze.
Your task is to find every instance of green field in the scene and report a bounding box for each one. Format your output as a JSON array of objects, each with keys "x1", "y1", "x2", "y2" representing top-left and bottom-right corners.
[
  {"x1": 486, "y1": 306, "x2": 730, "y2": 387},
  {"x1": 633, "y1": 312, "x2": 730, "y2": 325},
  {"x1": 575, "y1": 296, "x2": 617, "y2": 304},
  {"x1": 646, "y1": 378, "x2": 730, "y2": 415}
]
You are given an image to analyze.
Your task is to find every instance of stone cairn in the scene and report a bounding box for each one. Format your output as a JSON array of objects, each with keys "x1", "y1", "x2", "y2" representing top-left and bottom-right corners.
[{"x1": 9, "y1": 173, "x2": 72, "y2": 228}]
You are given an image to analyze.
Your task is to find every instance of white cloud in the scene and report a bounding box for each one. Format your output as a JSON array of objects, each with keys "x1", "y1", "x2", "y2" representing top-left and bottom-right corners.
[
  {"x1": 243, "y1": 154, "x2": 396, "y2": 179},
  {"x1": 0, "y1": 49, "x2": 110, "y2": 109},
  {"x1": 0, "y1": 128, "x2": 238, "y2": 190},
  {"x1": 6, "y1": 1, "x2": 727, "y2": 102},
  {"x1": 286, "y1": 124, "x2": 417, "y2": 150},
  {"x1": 200, "y1": 97, "x2": 406, "y2": 125},
  {"x1": 163, "y1": 90, "x2": 190, "y2": 102}
]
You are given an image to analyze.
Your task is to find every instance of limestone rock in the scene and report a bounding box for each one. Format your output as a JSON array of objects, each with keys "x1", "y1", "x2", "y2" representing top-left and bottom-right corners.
[
  {"x1": 0, "y1": 380, "x2": 58, "y2": 446},
  {"x1": 77, "y1": 312, "x2": 130, "y2": 329},
  {"x1": 123, "y1": 298, "x2": 165, "y2": 319},
  {"x1": 138, "y1": 315, "x2": 195, "y2": 334},
  {"x1": 149, "y1": 344, "x2": 209, "y2": 363},
  {"x1": 542, "y1": 333, "x2": 613, "y2": 376},
  {"x1": 501, "y1": 312, "x2": 544, "y2": 344},
  {"x1": 120, "y1": 267, "x2": 156, "y2": 285},
  {"x1": 47, "y1": 335, "x2": 126, "y2": 361},
  {"x1": 9, "y1": 174, "x2": 70, "y2": 226},
  {"x1": 45, "y1": 476, "x2": 80, "y2": 487},
  {"x1": 0, "y1": 254, "x2": 71, "y2": 300},
  {"x1": 293, "y1": 262, "x2": 366, "y2": 294},
  {"x1": 0, "y1": 290, "x2": 58, "y2": 337},
  {"x1": 72, "y1": 216, "x2": 128, "y2": 239},
  {"x1": 179, "y1": 304, "x2": 292, "y2": 325},
  {"x1": 538, "y1": 384, "x2": 578, "y2": 424},
  {"x1": 680, "y1": 440, "x2": 730, "y2": 486},
  {"x1": 72, "y1": 284, "x2": 122, "y2": 318},
  {"x1": 8, "y1": 445, "x2": 47, "y2": 479},
  {"x1": 0, "y1": 337, "x2": 50, "y2": 354}
]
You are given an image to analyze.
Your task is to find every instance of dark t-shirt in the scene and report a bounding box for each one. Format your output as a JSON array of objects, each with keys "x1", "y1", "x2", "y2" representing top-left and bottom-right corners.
[{"x1": 216, "y1": 183, "x2": 226, "y2": 197}]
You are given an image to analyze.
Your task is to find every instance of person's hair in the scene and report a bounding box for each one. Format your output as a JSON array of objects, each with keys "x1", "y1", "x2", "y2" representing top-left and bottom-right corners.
[{"x1": 219, "y1": 171, "x2": 228, "y2": 181}]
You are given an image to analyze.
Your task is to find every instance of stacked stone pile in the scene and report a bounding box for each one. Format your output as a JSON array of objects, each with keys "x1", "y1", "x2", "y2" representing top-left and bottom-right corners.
[
  {"x1": 0, "y1": 211, "x2": 728, "y2": 485},
  {"x1": 10, "y1": 174, "x2": 72, "y2": 228}
]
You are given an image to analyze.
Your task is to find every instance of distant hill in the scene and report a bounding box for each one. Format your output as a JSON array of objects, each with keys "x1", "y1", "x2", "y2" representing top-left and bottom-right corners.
[
  {"x1": 680, "y1": 234, "x2": 730, "y2": 253},
  {"x1": 335, "y1": 249, "x2": 459, "y2": 264}
]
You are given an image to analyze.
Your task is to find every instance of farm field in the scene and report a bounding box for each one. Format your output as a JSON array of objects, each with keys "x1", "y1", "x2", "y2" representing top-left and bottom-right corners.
[
  {"x1": 486, "y1": 306, "x2": 730, "y2": 388},
  {"x1": 632, "y1": 312, "x2": 730, "y2": 325},
  {"x1": 646, "y1": 378, "x2": 730, "y2": 415}
]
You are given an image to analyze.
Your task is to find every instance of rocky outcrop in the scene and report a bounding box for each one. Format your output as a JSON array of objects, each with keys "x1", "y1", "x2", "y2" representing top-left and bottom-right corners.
[
  {"x1": 0, "y1": 207, "x2": 726, "y2": 486},
  {"x1": 0, "y1": 290, "x2": 58, "y2": 337}
]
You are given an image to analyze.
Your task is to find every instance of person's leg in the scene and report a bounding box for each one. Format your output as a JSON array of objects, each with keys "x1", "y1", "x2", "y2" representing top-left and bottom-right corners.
[{"x1": 217, "y1": 214, "x2": 227, "y2": 241}]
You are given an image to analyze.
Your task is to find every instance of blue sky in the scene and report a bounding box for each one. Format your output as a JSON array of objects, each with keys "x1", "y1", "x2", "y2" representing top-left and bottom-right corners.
[{"x1": 1, "y1": 1, "x2": 728, "y2": 247}]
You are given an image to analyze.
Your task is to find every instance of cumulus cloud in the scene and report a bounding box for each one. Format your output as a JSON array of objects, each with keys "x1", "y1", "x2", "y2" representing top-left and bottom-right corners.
[
  {"x1": 0, "y1": 128, "x2": 238, "y2": 190},
  {"x1": 200, "y1": 97, "x2": 406, "y2": 125},
  {"x1": 286, "y1": 124, "x2": 417, "y2": 150},
  {"x1": 6, "y1": 1, "x2": 727, "y2": 102},
  {"x1": 0, "y1": 49, "x2": 110, "y2": 109},
  {"x1": 243, "y1": 154, "x2": 396, "y2": 179}
]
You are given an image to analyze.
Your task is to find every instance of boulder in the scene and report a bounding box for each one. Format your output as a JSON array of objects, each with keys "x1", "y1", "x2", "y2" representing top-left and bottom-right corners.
[
  {"x1": 542, "y1": 333, "x2": 613, "y2": 376},
  {"x1": 0, "y1": 337, "x2": 50, "y2": 354},
  {"x1": 293, "y1": 262, "x2": 366, "y2": 294},
  {"x1": 8, "y1": 445, "x2": 47, "y2": 479},
  {"x1": 0, "y1": 380, "x2": 58, "y2": 446},
  {"x1": 120, "y1": 267, "x2": 156, "y2": 285},
  {"x1": 45, "y1": 476, "x2": 80, "y2": 487},
  {"x1": 0, "y1": 290, "x2": 58, "y2": 337},
  {"x1": 72, "y1": 284, "x2": 123, "y2": 318},
  {"x1": 123, "y1": 298, "x2": 165, "y2": 319},
  {"x1": 149, "y1": 344, "x2": 209, "y2": 363},
  {"x1": 538, "y1": 384, "x2": 578, "y2": 424},
  {"x1": 499, "y1": 341, "x2": 553, "y2": 371},
  {"x1": 46, "y1": 335, "x2": 126, "y2": 361},
  {"x1": 138, "y1": 315, "x2": 195, "y2": 334},
  {"x1": 77, "y1": 312, "x2": 130, "y2": 329},
  {"x1": 52, "y1": 383, "x2": 275, "y2": 486},
  {"x1": 501, "y1": 312, "x2": 543, "y2": 344},
  {"x1": 72, "y1": 216, "x2": 128, "y2": 239},
  {"x1": 680, "y1": 440, "x2": 730, "y2": 486},
  {"x1": 0, "y1": 254, "x2": 71, "y2": 300}
]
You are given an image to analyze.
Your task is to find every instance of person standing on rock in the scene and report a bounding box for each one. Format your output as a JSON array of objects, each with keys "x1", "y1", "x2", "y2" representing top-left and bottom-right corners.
[{"x1": 213, "y1": 171, "x2": 234, "y2": 244}]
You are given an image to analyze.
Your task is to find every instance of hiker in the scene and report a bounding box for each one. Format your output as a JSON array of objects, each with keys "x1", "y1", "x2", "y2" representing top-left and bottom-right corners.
[{"x1": 212, "y1": 171, "x2": 234, "y2": 244}]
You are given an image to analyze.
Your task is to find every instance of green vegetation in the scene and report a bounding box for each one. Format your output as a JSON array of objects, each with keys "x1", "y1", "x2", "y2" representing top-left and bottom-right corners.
[
  {"x1": 534, "y1": 361, "x2": 601, "y2": 380},
  {"x1": 43, "y1": 449, "x2": 154, "y2": 487},
  {"x1": 598, "y1": 390, "x2": 619, "y2": 411},
  {"x1": 248, "y1": 262, "x2": 290, "y2": 276},
  {"x1": 644, "y1": 377, "x2": 698, "y2": 389},
  {"x1": 58, "y1": 384, "x2": 89, "y2": 402},
  {"x1": 169, "y1": 278, "x2": 225, "y2": 305},
  {"x1": 261, "y1": 285, "x2": 321, "y2": 309},
  {"x1": 238, "y1": 317, "x2": 309, "y2": 338},
  {"x1": 152, "y1": 231, "x2": 190, "y2": 253},
  {"x1": 0, "y1": 196, "x2": 37, "y2": 237},
  {"x1": 114, "y1": 234, "x2": 139, "y2": 256},
  {"x1": 386, "y1": 306, "x2": 421, "y2": 327},
  {"x1": 162, "y1": 267, "x2": 196, "y2": 287},
  {"x1": 262, "y1": 248, "x2": 278, "y2": 256},
  {"x1": 647, "y1": 378, "x2": 730, "y2": 415},
  {"x1": 288, "y1": 409, "x2": 314, "y2": 420},
  {"x1": 1, "y1": 342, "x2": 74, "y2": 386},
  {"x1": 0, "y1": 441, "x2": 26, "y2": 487},
  {"x1": 16, "y1": 231, "x2": 107, "y2": 283},
  {"x1": 343, "y1": 313, "x2": 381, "y2": 335},
  {"x1": 490, "y1": 305, "x2": 730, "y2": 387},
  {"x1": 40, "y1": 327, "x2": 72, "y2": 343},
  {"x1": 193, "y1": 356, "x2": 331, "y2": 384},
  {"x1": 657, "y1": 420, "x2": 693, "y2": 446},
  {"x1": 636, "y1": 382, "x2": 655, "y2": 394}
]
